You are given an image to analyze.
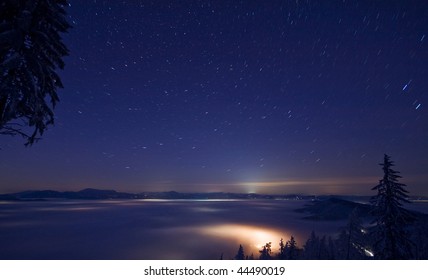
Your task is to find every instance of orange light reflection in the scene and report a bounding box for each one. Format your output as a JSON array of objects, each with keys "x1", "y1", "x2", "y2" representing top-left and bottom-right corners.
[{"x1": 198, "y1": 224, "x2": 290, "y2": 253}]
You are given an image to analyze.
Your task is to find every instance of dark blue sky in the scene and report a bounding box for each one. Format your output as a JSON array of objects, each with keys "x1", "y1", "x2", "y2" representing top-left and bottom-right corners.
[{"x1": 1, "y1": 0, "x2": 427, "y2": 195}]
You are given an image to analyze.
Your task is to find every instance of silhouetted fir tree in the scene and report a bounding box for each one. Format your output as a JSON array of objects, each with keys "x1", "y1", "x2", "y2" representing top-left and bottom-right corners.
[
  {"x1": 278, "y1": 238, "x2": 286, "y2": 259},
  {"x1": 303, "y1": 231, "x2": 320, "y2": 259},
  {"x1": 334, "y1": 229, "x2": 349, "y2": 259},
  {"x1": 259, "y1": 242, "x2": 272, "y2": 260},
  {"x1": 343, "y1": 208, "x2": 366, "y2": 259},
  {"x1": 332, "y1": 209, "x2": 369, "y2": 260},
  {"x1": 413, "y1": 219, "x2": 428, "y2": 259},
  {"x1": 0, "y1": 0, "x2": 71, "y2": 145},
  {"x1": 234, "y1": 244, "x2": 245, "y2": 260},
  {"x1": 327, "y1": 236, "x2": 336, "y2": 260},
  {"x1": 370, "y1": 154, "x2": 416, "y2": 259},
  {"x1": 318, "y1": 235, "x2": 330, "y2": 259},
  {"x1": 246, "y1": 253, "x2": 254, "y2": 260},
  {"x1": 285, "y1": 236, "x2": 298, "y2": 260}
]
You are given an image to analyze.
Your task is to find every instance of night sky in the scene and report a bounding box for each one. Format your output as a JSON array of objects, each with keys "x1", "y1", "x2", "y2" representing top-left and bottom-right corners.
[{"x1": 1, "y1": 0, "x2": 427, "y2": 195}]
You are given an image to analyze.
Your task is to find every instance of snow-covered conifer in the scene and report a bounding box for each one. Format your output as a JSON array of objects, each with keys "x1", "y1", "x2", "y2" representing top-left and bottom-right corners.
[
  {"x1": 0, "y1": 0, "x2": 70, "y2": 144},
  {"x1": 370, "y1": 154, "x2": 415, "y2": 259}
]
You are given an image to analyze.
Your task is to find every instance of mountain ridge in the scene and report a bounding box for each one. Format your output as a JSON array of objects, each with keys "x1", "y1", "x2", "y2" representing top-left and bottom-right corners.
[
  {"x1": 0, "y1": 188, "x2": 368, "y2": 201},
  {"x1": 1, "y1": 188, "x2": 426, "y2": 202}
]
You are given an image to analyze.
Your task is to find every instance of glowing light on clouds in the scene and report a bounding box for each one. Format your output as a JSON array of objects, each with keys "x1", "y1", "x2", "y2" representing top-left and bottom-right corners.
[
  {"x1": 178, "y1": 176, "x2": 381, "y2": 195},
  {"x1": 198, "y1": 224, "x2": 288, "y2": 252}
]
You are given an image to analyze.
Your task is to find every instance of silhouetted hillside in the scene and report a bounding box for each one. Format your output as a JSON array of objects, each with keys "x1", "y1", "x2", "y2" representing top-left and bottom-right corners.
[
  {"x1": 0, "y1": 189, "x2": 317, "y2": 201},
  {"x1": 295, "y1": 197, "x2": 428, "y2": 221},
  {"x1": 0, "y1": 189, "x2": 138, "y2": 200},
  {"x1": 295, "y1": 197, "x2": 372, "y2": 220}
]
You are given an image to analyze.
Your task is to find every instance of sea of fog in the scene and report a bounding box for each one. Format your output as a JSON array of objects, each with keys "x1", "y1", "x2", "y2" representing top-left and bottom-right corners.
[{"x1": 1, "y1": 199, "x2": 427, "y2": 260}]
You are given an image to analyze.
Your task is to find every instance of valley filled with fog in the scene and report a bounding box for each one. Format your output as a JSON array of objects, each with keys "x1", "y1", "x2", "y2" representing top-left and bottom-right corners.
[{"x1": 0, "y1": 199, "x2": 351, "y2": 259}]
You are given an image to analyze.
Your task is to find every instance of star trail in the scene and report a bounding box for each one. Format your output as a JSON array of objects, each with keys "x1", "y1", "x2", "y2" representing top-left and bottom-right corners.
[{"x1": 0, "y1": 0, "x2": 427, "y2": 195}]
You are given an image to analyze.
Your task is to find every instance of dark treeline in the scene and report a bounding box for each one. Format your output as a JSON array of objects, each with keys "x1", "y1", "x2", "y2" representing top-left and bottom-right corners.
[
  {"x1": 231, "y1": 155, "x2": 428, "y2": 260},
  {"x1": 232, "y1": 211, "x2": 428, "y2": 260}
]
